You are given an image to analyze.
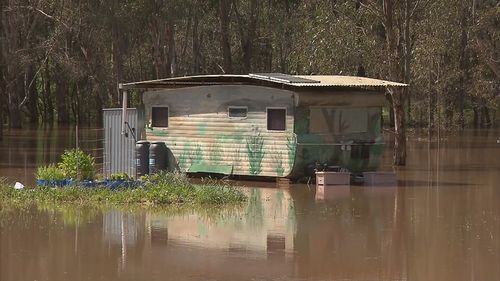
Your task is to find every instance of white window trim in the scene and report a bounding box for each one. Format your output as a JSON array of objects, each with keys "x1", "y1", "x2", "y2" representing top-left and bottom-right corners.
[
  {"x1": 150, "y1": 105, "x2": 169, "y2": 128},
  {"x1": 266, "y1": 107, "x2": 287, "y2": 132},
  {"x1": 227, "y1": 106, "x2": 248, "y2": 119}
]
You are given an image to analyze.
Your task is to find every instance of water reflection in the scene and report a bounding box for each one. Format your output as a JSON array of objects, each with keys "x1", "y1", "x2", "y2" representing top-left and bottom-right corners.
[{"x1": 0, "y1": 129, "x2": 499, "y2": 281}]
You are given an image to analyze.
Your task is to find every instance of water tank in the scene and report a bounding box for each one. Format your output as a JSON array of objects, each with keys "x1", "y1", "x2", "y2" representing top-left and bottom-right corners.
[
  {"x1": 149, "y1": 141, "x2": 167, "y2": 174},
  {"x1": 136, "y1": 141, "x2": 150, "y2": 177}
]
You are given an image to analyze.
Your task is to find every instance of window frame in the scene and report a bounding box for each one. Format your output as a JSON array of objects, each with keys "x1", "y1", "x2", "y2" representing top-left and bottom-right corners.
[
  {"x1": 150, "y1": 106, "x2": 169, "y2": 128},
  {"x1": 266, "y1": 107, "x2": 287, "y2": 132},
  {"x1": 227, "y1": 106, "x2": 248, "y2": 119}
]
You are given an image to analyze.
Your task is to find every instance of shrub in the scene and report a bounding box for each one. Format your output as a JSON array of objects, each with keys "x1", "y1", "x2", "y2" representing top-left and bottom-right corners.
[
  {"x1": 109, "y1": 172, "x2": 132, "y2": 181},
  {"x1": 58, "y1": 149, "x2": 96, "y2": 180},
  {"x1": 36, "y1": 164, "x2": 66, "y2": 180}
]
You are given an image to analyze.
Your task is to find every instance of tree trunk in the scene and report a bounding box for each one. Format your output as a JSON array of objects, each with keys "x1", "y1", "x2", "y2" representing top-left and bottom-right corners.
[
  {"x1": 56, "y1": 72, "x2": 69, "y2": 124},
  {"x1": 192, "y1": 6, "x2": 201, "y2": 74},
  {"x1": 428, "y1": 70, "x2": 434, "y2": 131},
  {"x1": 8, "y1": 77, "x2": 22, "y2": 128},
  {"x1": 404, "y1": 0, "x2": 411, "y2": 126},
  {"x1": 167, "y1": 20, "x2": 176, "y2": 77},
  {"x1": 392, "y1": 88, "x2": 406, "y2": 165},
  {"x1": 111, "y1": 0, "x2": 123, "y2": 99},
  {"x1": 234, "y1": 0, "x2": 258, "y2": 73},
  {"x1": 457, "y1": 2, "x2": 470, "y2": 129},
  {"x1": 218, "y1": 0, "x2": 232, "y2": 73},
  {"x1": 383, "y1": 0, "x2": 407, "y2": 165},
  {"x1": 480, "y1": 105, "x2": 490, "y2": 127},
  {"x1": 26, "y1": 65, "x2": 38, "y2": 124},
  {"x1": 44, "y1": 61, "x2": 54, "y2": 124}
]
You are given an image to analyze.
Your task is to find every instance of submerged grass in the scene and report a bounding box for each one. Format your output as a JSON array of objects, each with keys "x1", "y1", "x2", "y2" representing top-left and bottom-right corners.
[{"x1": 0, "y1": 172, "x2": 247, "y2": 208}]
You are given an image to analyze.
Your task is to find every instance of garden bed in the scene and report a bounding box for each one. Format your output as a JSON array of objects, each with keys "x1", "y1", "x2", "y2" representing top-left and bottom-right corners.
[
  {"x1": 3, "y1": 149, "x2": 246, "y2": 207},
  {"x1": 1, "y1": 172, "x2": 246, "y2": 207}
]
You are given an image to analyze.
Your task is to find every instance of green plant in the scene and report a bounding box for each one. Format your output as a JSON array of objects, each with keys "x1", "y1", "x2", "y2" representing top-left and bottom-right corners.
[
  {"x1": 273, "y1": 151, "x2": 285, "y2": 177},
  {"x1": 246, "y1": 133, "x2": 265, "y2": 175},
  {"x1": 58, "y1": 149, "x2": 96, "y2": 180},
  {"x1": 109, "y1": 173, "x2": 132, "y2": 181},
  {"x1": 287, "y1": 134, "x2": 296, "y2": 170},
  {"x1": 36, "y1": 164, "x2": 66, "y2": 180}
]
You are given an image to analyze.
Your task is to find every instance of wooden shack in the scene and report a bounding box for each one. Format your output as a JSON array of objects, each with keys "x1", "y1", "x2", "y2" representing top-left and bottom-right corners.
[{"x1": 119, "y1": 73, "x2": 406, "y2": 178}]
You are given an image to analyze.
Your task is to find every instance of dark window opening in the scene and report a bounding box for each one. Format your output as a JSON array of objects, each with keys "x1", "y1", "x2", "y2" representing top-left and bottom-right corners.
[
  {"x1": 228, "y1": 107, "x2": 248, "y2": 118},
  {"x1": 351, "y1": 145, "x2": 370, "y2": 159},
  {"x1": 151, "y1": 107, "x2": 169, "y2": 127},
  {"x1": 267, "y1": 108, "x2": 286, "y2": 131}
]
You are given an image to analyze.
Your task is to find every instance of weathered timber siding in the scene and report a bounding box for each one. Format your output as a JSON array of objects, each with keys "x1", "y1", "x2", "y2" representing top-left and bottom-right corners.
[{"x1": 143, "y1": 85, "x2": 296, "y2": 177}]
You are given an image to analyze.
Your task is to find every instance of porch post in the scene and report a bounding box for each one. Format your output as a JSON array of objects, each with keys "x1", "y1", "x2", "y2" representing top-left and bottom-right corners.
[{"x1": 121, "y1": 89, "x2": 128, "y2": 136}]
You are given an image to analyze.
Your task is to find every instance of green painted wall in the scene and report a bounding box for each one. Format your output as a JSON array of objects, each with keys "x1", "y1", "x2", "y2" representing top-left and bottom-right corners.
[{"x1": 144, "y1": 85, "x2": 296, "y2": 177}]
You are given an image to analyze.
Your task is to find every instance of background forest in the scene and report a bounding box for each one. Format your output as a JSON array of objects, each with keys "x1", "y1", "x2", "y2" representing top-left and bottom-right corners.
[{"x1": 0, "y1": 0, "x2": 498, "y2": 134}]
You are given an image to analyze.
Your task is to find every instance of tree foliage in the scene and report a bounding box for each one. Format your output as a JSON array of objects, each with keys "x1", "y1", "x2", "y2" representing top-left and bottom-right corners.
[{"x1": 0, "y1": 0, "x2": 498, "y2": 132}]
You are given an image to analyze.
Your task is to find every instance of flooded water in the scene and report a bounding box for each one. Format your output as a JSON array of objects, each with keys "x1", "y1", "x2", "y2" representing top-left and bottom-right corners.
[
  {"x1": 0, "y1": 128, "x2": 499, "y2": 281},
  {"x1": 0, "y1": 127, "x2": 103, "y2": 186}
]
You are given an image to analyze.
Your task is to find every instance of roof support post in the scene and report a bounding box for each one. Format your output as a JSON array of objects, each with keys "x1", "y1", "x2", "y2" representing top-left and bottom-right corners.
[{"x1": 121, "y1": 89, "x2": 128, "y2": 136}]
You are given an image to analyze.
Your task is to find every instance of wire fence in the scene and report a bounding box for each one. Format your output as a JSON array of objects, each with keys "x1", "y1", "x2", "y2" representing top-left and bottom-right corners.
[{"x1": 75, "y1": 126, "x2": 105, "y2": 176}]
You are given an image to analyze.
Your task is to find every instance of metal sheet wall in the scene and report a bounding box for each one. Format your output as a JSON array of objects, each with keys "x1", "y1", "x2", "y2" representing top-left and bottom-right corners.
[{"x1": 103, "y1": 108, "x2": 138, "y2": 178}]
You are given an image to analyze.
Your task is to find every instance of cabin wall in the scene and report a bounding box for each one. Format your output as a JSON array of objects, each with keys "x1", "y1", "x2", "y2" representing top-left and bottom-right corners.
[
  {"x1": 142, "y1": 85, "x2": 296, "y2": 177},
  {"x1": 291, "y1": 89, "x2": 386, "y2": 177}
]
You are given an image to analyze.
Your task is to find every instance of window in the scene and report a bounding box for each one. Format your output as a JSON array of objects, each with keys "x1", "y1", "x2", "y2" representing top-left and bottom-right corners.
[
  {"x1": 228, "y1": 106, "x2": 248, "y2": 118},
  {"x1": 309, "y1": 107, "x2": 369, "y2": 134},
  {"x1": 267, "y1": 108, "x2": 286, "y2": 131},
  {"x1": 151, "y1": 107, "x2": 169, "y2": 127}
]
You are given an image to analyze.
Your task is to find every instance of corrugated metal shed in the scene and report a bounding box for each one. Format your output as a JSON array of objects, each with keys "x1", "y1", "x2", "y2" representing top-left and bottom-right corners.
[
  {"x1": 120, "y1": 73, "x2": 407, "y2": 90},
  {"x1": 103, "y1": 108, "x2": 139, "y2": 178}
]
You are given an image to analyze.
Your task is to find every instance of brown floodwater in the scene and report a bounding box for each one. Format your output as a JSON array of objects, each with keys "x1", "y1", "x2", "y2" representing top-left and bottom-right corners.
[{"x1": 0, "y1": 128, "x2": 499, "y2": 281}]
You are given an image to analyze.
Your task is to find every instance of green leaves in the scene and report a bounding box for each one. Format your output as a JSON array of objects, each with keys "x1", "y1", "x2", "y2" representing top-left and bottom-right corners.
[
  {"x1": 58, "y1": 149, "x2": 96, "y2": 180},
  {"x1": 36, "y1": 164, "x2": 66, "y2": 181}
]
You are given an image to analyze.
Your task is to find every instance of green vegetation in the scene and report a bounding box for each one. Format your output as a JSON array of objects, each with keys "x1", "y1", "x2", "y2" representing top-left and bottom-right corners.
[
  {"x1": 286, "y1": 134, "x2": 296, "y2": 170},
  {"x1": 35, "y1": 149, "x2": 96, "y2": 181},
  {"x1": 0, "y1": 172, "x2": 246, "y2": 208},
  {"x1": 58, "y1": 149, "x2": 96, "y2": 180},
  {"x1": 109, "y1": 172, "x2": 132, "y2": 181},
  {"x1": 1, "y1": 0, "x2": 497, "y2": 131},
  {"x1": 36, "y1": 164, "x2": 65, "y2": 181},
  {"x1": 272, "y1": 151, "x2": 285, "y2": 177}
]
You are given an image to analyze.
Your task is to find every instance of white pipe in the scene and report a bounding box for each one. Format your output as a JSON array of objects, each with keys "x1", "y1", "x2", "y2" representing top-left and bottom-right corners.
[{"x1": 122, "y1": 90, "x2": 128, "y2": 135}]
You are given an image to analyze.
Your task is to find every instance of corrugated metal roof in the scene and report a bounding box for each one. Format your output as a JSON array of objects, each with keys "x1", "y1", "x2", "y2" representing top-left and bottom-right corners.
[
  {"x1": 120, "y1": 73, "x2": 407, "y2": 90},
  {"x1": 294, "y1": 75, "x2": 406, "y2": 87}
]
